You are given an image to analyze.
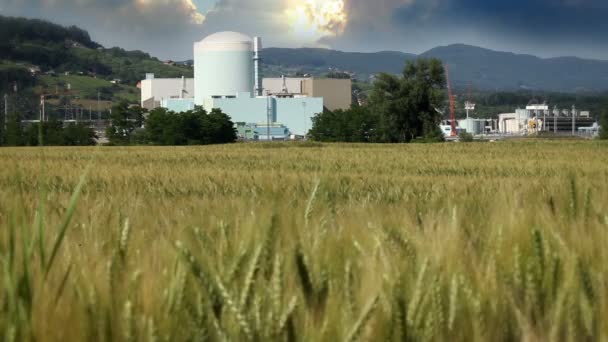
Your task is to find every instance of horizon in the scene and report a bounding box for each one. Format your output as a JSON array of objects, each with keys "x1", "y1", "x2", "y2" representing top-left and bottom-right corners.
[{"x1": 1, "y1": 0, "x2": 607, "y2": 61}]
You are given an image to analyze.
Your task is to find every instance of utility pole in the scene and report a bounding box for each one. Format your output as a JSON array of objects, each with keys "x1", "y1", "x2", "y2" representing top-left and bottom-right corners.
[
  {"x1": 266, "y1": 94, "x2": 271, "y2": 141},
  {"x1": 554, "y1": 105, "x2": 558, "y2": 134},
  {"x1": 97, "y1": 91, "x2": 101, "y2": 121},
  {"x1": 40, "y1": 95, "x2": 46, "y2": 122},
  {"x1": 542, "y1": 108, "x2": 546, "y2": 133},
  {"x1": 3, "y1": 93, "x2": 7, "y2": 132},
  {"x1": 302, "y1": 101, "x2": 307, "y2": 139},
  {"x1": 572, "y1": 105, "x2": 576, "y2": 136}
]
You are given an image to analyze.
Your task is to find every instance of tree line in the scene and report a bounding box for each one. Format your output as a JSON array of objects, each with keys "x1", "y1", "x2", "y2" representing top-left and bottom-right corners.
[
  {"x1": 105, "y1": 102, "x2": 237, "y2": 146},
  {"x1": 0, "y1": 116, "x2": 97, "y2": 146},
  {"x1": 600, "y1": 111, "x2": 608, "y2": 140},
  {"x1": 0, "y1": 102, "x2": 237, "y2": 146},
  {"x1": 309, "y1": 58, "x2": 446, "y2": 143}
]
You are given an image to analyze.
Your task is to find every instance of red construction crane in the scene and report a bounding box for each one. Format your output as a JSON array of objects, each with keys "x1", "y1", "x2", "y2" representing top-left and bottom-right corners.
[{"x1": 445, "y1": 64, "x2": 457, "y2": 136}]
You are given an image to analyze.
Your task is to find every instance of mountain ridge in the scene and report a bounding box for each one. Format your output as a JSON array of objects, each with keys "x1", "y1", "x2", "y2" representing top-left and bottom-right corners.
[
  {"x1": 260, "y1": 44, "x2": 608, "y2": 92},
  {"x1": 2, "y1": 14, "x2": 608, "y2": 94}
]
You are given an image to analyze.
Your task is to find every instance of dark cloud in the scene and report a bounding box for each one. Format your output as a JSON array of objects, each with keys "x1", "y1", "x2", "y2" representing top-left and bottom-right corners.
[
  {"x1": 0, "y1": 0, "x2": 606, "y2": 60},
  {"x1": 391, "y1": 0, "x2": 608, "y2": 57}
]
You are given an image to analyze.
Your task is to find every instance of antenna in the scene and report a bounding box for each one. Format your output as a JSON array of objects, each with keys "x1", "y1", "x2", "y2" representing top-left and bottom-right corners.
[{"x1": 281, "y1": 75, "x2": 288, "y2": 94}]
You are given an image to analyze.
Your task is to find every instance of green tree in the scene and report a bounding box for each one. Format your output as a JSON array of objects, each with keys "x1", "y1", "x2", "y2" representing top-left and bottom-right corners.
[
  {"x1": 145, "y1": 107, "x2": 176, "y2": 145},
  {"x1": 63, "y1": 123, "x2": 97, "y2": 146},
  {"x1": 599, "y1": 110, "x2": 608, "y2": 140},
  {"x1": 309, "y1": 106, "x2": 377, "y2": 142},
  {"x1": 4, "y1": 112, "x2": 24, "y2": 146},
  {"x1": 369, "y1": 58, "x2": 446, "y2": 143},
  {"x1": 145, "y1": 107, "x2": 236, "y2": 146},
  {"x1": 106, "y1": 102, "x2": 146, "y2": 145},
  {"x1": 204, "y1": 108, "x2": 237, "y2": 144},
  {"x1": 24, "y1": 120, "x2": 64, "y2": 146}
]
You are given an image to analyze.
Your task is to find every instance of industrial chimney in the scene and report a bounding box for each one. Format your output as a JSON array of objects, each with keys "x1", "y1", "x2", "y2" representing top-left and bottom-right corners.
[{"x1": 253, "y1": 36, "x2": 263, "y2": 97}]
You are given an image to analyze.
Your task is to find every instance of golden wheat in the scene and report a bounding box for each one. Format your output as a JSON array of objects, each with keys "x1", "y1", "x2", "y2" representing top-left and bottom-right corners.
[{"x1": 0, "y1": 140, "x2": 607, "y2": 341}]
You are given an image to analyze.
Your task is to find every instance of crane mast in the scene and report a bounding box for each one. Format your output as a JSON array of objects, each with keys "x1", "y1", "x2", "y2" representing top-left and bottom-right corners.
[{"x1": 445, "y1": 65, "x2": 457, "y2": 136}]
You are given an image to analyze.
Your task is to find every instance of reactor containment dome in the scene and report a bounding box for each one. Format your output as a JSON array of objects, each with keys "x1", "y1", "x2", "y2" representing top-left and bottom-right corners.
[{"x1": 194, "y1": 31, "x2": 254, "y2": 107}]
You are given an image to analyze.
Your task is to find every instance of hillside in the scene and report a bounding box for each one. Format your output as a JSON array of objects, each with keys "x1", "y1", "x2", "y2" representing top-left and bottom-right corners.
[
  {"x1": 260, "y1": 45, "x2": 608, "y2": 93},
  {"x1": 0, "y1": 15, "x2": 193, "y2": 100},
  {"x1": 2, "y1": 13, "x2": 608, "y2": 115},
  {"x1": 261, "y1": 48, "x2": 416, "y2": 79}
]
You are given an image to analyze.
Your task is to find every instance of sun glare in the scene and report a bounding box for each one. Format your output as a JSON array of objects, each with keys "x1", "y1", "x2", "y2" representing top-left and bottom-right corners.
[{"x1": 286, "y1": 0, "x2": 347, "y2": 41}]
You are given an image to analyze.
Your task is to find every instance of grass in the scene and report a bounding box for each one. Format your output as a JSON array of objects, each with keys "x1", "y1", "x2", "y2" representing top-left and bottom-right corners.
[
  {"x1": 0, "y1": 141, "x2": 607, "y2": 341},
  {"x1": 38, "y1": 75, "x2": 139, "y2": 103}
]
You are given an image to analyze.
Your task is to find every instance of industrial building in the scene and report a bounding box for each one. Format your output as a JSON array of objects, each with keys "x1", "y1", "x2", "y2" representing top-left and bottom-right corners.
[
  {"x1": 262, "y1": 77, "x2": 352, "y2": 111},
  {"x1": 140, "y1": 75, "x2": 194, "y2": 110},
  {"x1": 498, "y1": 104, "x2": 595, "y2": 135},
  {"x1": 140, "y1": 31, "x2": 352, "y2": 137}
]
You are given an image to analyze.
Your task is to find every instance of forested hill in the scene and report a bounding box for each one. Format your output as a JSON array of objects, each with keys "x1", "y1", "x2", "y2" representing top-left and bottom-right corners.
[
  {"x1": 263, "y1": 45, "x2": 608, "y2": 93},
  {"x1": 3, "y1": 14, "x2": 608, "y2": 96},
  {"x1": 0, "y1": 15, "x2": 193, "y2": 93}
]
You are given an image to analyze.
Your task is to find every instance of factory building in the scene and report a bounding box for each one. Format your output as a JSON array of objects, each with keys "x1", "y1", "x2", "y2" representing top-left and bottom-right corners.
[
  {"x1": 140, "y1": 75, "x2": 194, "y2": 110},
  {"x1": 140, "y1": 31, "x2": 351, "y2": 137},
  {"x1": 263, "y1": 77, "x2": 352, "y2": 111},
  {"x1": 498, "y1": 104, "x2": 595, "y2": 134}
]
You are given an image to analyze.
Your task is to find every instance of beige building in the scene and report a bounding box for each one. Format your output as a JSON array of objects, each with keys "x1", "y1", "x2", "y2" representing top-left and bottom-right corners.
[
  {"x1": 140, "y1": 74, "x2": 194, "y2": 110},
  {"x1": 262, "y1": 77, "x2": 352, "y2": 111}
]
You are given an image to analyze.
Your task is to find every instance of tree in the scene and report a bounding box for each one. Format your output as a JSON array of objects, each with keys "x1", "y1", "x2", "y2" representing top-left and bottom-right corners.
[
  {"x1": 24, "y1": 120, "x2": 64, "y2": 146},
  {"x1": 106, "y1": 102, "x2": 146, "y2": 145},
  {"x1": 369, "y1": 58, "x2": 446, "y2": 143},
  {"x1": 204, "y1": 108, "x2": 237, "y2": 144},
  {"x1": 23, "y1": 120, "x2": 96, "y2": 146},
  {"x1": 4, "y1": 112, "x2": 24, "y2": 146},
  {"x1": 145, "y1": 107, "x2": 236, "y2": 146},
  {"x1": 600, "y1": 110, "x2": 608, "y2": 140},
  {"x1": 309, "y1": 106, "x2": 377, "y2": 142},
  {"x1": 145, "y1": 107, "x2": 175, "y2": 145},
  {"x1": 63, "y1": 123, "x2": 97, "y2": 146}
]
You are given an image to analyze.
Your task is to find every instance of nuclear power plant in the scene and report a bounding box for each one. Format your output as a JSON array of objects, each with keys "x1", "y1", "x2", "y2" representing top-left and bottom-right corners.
[{"x1": 140, "y1": 31, "x2": 352, "y2": 139}]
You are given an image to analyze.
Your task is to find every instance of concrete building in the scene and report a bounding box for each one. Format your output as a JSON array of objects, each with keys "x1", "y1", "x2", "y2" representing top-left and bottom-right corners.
[
  {"x1": 140, "y1": 74, "x2": 194, "y2": 110},
  {"x1": 262, "y1": 77, "x2": 308, "y2": 95},
  {"x1": 263, "y1": 77, "x2": 352, "y2": 111},
  {"x1": 302, "y1": 78, "x2": 352, "y2": 111},
  {"x1": 458, "y1": 118, "x2": 486, "y2": 135}
]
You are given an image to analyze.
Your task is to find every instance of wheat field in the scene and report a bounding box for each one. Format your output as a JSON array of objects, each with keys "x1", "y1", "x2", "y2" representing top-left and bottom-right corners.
[{"x1": 0, "y1": 141, "x2": 607, "y2": 341}]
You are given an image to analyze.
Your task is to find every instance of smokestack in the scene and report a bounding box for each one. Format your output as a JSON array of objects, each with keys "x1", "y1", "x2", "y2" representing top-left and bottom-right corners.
[{"x1": 253, "y1": 37, "x2": 263, "y2": 97}]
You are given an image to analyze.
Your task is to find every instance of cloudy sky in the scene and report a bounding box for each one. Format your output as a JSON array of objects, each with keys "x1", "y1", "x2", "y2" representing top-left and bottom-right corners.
[{"x1": 1, "y1": 0, "x2": 607, "y2": 60}]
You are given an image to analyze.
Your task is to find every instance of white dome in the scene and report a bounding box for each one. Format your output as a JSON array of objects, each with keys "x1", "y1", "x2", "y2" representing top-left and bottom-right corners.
[
  {"x1": 193, "y1": 31, "x2": 254, "y2": 106},
  {"x1": 200, "y1": 31, "x2": 252, "y2": 44},
  {"x1": 195, "y1": 31, "x2": 253, "y2": 52}
]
